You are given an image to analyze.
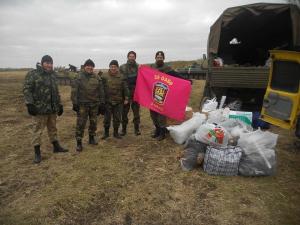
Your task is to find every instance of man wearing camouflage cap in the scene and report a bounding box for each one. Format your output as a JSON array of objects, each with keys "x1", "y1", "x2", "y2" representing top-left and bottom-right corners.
[
  {"x1": 23, "y1": 55, "x2": 68, "y2": 164},
  {"x1": 71, "y1": 59, "x2": 105, "y2": 152},
  {"x1": 119, "y1": 51, "x2": 141, "y2": 136},
  {"x1": 101, "y1": 60, "x2": 129, "y2": 139}
]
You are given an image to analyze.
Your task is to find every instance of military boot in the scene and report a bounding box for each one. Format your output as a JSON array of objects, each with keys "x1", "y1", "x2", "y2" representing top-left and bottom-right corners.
[
  {"x1": 113, "y1": 127, "x2": 122, "y2": 139},
  {"x1": 76, "y1": 139, "x2": 83, "y2": 152},
  {"x1": 156, "y1": 128, "x2": 166, "y2": 141},
  {"x1": 134, "y1": 124, "x2": 141, "y2": 136},
  {"x1": 120, "y1": 124, "x2": 127, "y2": 136},
  {"x1": 89, "y1": 135, "x2": 98, "y2": 145},
  {"x1": 151, "y1": 126, "x2": 160, "y2": 138},
  {"x1": 34, "y1": 145, "x2": 41, "y2": 164},
  {"x1": 52, "y1": 141, "x2": 68, "y2": 153},
  {"x1": 101, "y1": 127, "x2": 110, "y2": 140}
]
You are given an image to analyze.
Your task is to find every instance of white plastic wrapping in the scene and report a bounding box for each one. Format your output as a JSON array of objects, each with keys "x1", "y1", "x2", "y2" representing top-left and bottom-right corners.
[
  {"x1": 167, "y1": 113, "x2": 207, "y2": 144},
  {"x1": 238, "y1": 129, "x2": 278, "y2": 176},
  {"x1": 194, "y1": 123, "x2": 229, "y2": 147}
]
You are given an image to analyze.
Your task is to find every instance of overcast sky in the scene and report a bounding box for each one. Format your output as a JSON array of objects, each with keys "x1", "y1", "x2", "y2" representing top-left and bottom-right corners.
[{"x1": 0, "y1": 0, "x2": 287, "y2": 68}]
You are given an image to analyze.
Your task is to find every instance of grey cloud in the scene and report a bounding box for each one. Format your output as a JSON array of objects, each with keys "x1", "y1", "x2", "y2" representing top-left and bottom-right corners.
[{"x1": 0, "y1": 0, "x2": 287, "y2": 68}]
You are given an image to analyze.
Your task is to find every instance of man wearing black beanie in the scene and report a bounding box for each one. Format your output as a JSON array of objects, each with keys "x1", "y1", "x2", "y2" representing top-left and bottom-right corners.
[
  {"x1": 71, "y1": 59, "x2": 105, "y2": 152},
  {"x1": 150, "y1": 51, "x2": 173, "y2": 141},
  {"x1": 23, "y1": 55, "x2": 68, "y2": 163},
  {"x1": 101, "y1": 60, "x2": 129, "y2": 139}
]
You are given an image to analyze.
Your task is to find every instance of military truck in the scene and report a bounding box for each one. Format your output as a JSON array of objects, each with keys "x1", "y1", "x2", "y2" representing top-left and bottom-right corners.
[{"x1": 202, "y1": 3, "x2": 300, "y2": 111}]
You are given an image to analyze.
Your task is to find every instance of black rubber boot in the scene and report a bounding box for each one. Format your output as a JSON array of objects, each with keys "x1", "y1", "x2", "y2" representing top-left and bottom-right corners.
[
  {"x1": 120, "y1": 124, "x2": 127, "y2": 136},
  {"x1": 89, "y1": 135, "x2": 98, "y2": 145},
  {"x1": 34, "y1": 145, "x2": 41, "y2": 164},
  {"x1": 76, "y1": 139, "x2": 83, "y2": 152},
  {"x1": 151, "y1": 126, "x2": 160, "y2": 138},
  {"x1": 52, "y1": 141, "x2": 68, "y2": 153},
  {"x1": 113, "y1": 127, "x2": 122, "y2": 139},
  {"x1": 156, "y1": 128, "x2": 166, "y2": 141},
  {"x1": 101, "y1": 127, "x2": 110, "y2": 140},
  {"x1": 134, "y1": 124, "x2": 141, "y2": 136}
]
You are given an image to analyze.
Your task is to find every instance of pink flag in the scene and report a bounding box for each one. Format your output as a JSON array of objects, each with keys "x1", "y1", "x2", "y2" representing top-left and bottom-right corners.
[{"x1": 134, "y1": 65, "x2": 191, "y2": 121}]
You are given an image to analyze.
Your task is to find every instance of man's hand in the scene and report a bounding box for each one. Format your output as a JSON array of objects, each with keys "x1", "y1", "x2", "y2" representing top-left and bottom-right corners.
[
  {"x1": 26, "y1": 104, "x2": 38, "y2": 116},
  {"x1": 72, "y1": 104, "x2": 79, "y2": 112},
  {"x1": 124, "y1": 100, "x2": 129, "y2": 105},
  {"x1": 57, "y1": 104, "x2": 64, "y2": 116}
]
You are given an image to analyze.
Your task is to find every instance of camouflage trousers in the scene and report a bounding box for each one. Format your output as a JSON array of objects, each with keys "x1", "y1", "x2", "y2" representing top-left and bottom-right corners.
[
  {"x1": 76, "y1": 104, "x2": 99, "y2": 141},
  {"x1": 32, "y1": 114, "x2": 58, "y2": 146},
  {"x1": 150, "y1": 110, "x2": 166, "y2": 128},
  {"x1": 104, "y1": 103, "x2": 122, "y2": 129},
  {"x1": 122, "y1": 100, "x2": 140, "y2": 126}
]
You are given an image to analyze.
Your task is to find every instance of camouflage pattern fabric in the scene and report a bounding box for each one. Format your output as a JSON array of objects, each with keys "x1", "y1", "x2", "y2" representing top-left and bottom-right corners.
[
  {"x1": 71, "y1": 71, "x2": 104, "y2": 105},
  {"x1": 75, "y1": 104, "x2": 99, "y2": 141},
  {"x1": 119, "y1": 61, "x2": 139, "y2": 99},
  {"x1": 32, "y1": 114, "x2": 58, "y2": 146},
  {"x1": 150, "y1": 63, "x2": 172, "y2": 74},
  {"x1": 103, "y1": 103, "x2": 123, "y2": 129},
  {"x1": 120, "y1": 61, "x2": 140, "y2": 127},
  {"x1": 150, "y1": 110, "x2": 167, "y2": 128},
  {"x1": 102, "y1": 71, "x2": 129, "y2": 105},
  {"x1": 122, "y1": 101, "x2": 140, "y2": 127},
  {"x1": 23, "y1": 65, "x2": 61, "y2": 114}
]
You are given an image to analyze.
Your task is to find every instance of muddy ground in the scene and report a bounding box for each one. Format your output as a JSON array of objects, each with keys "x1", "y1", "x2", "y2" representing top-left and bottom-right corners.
[{"x1": 0, "y1": 71, "x2": 299, "y2": 225}]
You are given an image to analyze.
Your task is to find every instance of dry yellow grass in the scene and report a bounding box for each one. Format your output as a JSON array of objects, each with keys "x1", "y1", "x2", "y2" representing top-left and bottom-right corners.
[{"x1": 0, "y1": 71, "x2": 299, "y2": 225}]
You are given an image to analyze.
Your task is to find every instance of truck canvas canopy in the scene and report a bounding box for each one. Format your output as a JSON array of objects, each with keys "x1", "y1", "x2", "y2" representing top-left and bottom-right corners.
[{"x1": 208, "y1": 3, "x2": 300, "y2": 66}]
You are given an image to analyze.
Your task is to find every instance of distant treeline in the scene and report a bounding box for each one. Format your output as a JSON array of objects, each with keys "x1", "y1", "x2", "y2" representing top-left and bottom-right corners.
[
  {"x1": 0, "y1": 68, "x2": 33, "y2": 72},
  {"x1": 0, "y1": 59, "x2": 204, "y2": 72}
]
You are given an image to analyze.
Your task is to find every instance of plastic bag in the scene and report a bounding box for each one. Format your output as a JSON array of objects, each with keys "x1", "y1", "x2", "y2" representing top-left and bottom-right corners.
[
  {"x1": 167, "y1": 113, "x2": 207, "y2": 144},
  {"x1": 195, "y1": 123, "x2": 229, "y2": 147},
  {"x1": 229, "y1": 111, "x2": 252, "y2": 126},
  {"x1": 203, "y1": 146, "x2": 242, "y2": 176},
  {"x1": 180, "y1": 135, "x2": 207, "y2": 171},
  {"x1": 207, "y1": 108, "x2": 230, "y2": 124},
  {"x1": 239, "y1": 148, "x2": 276, "y2": 176},
  {"x1": 238, "y1": 129, "x2": 278, "y2": 176},
  {"x1": 226, "y1": 100, "x2": 242, "y2": 111},
  {"x1": 202, "y1": 97, "x2": 218, "y2": 112},
  {"x1": 252, "y1": 112, "x2": 270, "y2": 129}
]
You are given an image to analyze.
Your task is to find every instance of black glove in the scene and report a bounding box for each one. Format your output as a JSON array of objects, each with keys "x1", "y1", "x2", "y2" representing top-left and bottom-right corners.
[
  {"x1": 27, "y1": 104, "x2": 37, "y2": 116},
  {"x1": 57, "y1": 104, "x2": 64, "y2": 116},
  {"x1": 72, "y1": 104, "x2": 79, "y2": 112},
  {"x1": 98, "y1": 103, "x2": 106, "y2": 115}
]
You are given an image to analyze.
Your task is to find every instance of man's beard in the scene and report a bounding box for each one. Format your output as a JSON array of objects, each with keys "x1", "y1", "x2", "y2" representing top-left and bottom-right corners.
[
  {"x1": 156, "y1": 60, "x2": 164, "y2": 67},
  {"x1": 128, "y1": 60, "x2": 136, "y2": 65}
]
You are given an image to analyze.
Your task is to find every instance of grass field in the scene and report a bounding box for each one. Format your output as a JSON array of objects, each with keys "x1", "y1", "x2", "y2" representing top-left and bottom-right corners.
[{"x1": 0, "y1": 71, "x2": 299, "y2": 225}]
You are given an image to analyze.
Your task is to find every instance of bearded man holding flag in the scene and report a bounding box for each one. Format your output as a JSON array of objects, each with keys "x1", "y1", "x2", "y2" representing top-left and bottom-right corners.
[{"x1": 134, "y1": 51, "x2": 192, "y2": 141}]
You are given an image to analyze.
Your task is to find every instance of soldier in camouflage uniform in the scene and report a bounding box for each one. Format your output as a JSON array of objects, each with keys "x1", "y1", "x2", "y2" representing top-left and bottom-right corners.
[
  {"x1": 23, "y1": 55, "x2": 68, "y2": 164},
  {"x1": 71, "y1": 59, "x2": 105, "y2": 152},
  {"x1": 150, "y1": 51, "x2": 173, "y2": 141},
  {"x1": 101, "y1": 60, "x2": 129, "y2": 139},
  {"x1": 119, "y1": 51, "x2": 141, "y2": 136}
]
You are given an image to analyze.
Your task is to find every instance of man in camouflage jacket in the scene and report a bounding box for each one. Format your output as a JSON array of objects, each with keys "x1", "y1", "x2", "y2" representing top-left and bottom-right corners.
[
  {"x1": 101, "y1": 60, "x2": 129, "y2": 139},
  {"x1": 23, "y1": 55, "x2": 68, "y2": 164},
  {"x1": 71, "y1": 59, "x2": 105, "y2": 152},
  {"x1": 119, "y1": 51, "x2": 141, "y2": 136}
]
